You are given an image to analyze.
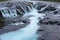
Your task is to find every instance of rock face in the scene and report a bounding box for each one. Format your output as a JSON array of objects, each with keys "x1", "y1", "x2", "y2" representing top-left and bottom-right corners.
[
  {"x1": 0, "y1": 11, "x2": 4, "y2": 29},
  {"x1": 0, "y1": 21, "x2": 4, "y2": 29}
]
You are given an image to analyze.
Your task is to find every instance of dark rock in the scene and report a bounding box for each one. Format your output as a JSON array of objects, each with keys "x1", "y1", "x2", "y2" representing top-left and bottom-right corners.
[
  {"x1": 57, "y1": 23, "x2": 60, "y2": 25},
  {"x1": 39, "y1": 20, "x2": 43, "y2": 24},
  {"x1": 16, "y1": 6, "x2": 25, "y2": 13},
  {"x1": 0, "y1": 11, "x2": 3, "y2": 19},
  {"x1": 54, "y1": 21, "x2": 58, "y2": 24},
  {"x1": 24, "y1": 1, "x2": 33, "y2": 5},
  {"x1": 53, "y1": 11, "x2": 58, "y2": 15},
  {"x1": 21, "y1": 19, "x2": 30, "y2": 23},
  {"x1": 16, "y1": 10, "x2": 23, "y2": 15},
  {"x1": 22, "y1": 21, "x2": 26, "y2": 23},
  {"x1": 0, "y1": 21, "x2": 5, "y2": 28},
  {"x1": 38, "y1": 29, "x2": 44, "y2": 31},
  {"x1": 39, "y1": 20, "x2": 49, "y2": 24},
  {"x1": 24, "y1": 2, "x2": 33, "y2": 8},
  {"x1": 44, "y1": 5, "x2": 56, "y2": 11},
  {"x1": 38, "y1": 10, "x2": 44, "y2": 13},
  {"x1": 48, "y1": 21, "x2": 56, "y2": 25},
  {"x1": 0, "y1": 11, "x2": 5, "y2": 28},
  {"x1": 26, "y1": 6, "x2": 31, "y2": 12},
  {"x1": 45, "y1": 18, "x2": 49, "y2": 19},
  {"x1": 40, "y1": 38, "x2": 45, "y2": 40},
  {"x1": 43, "y1": 22, "x2": 49, "y2": 25},
  {"x1": 12, "y1": 21, "x2": 15, "y2": 23},
  {"x1": 34, "y1": 3, "x2": 46, "y2": 10},
  {"x1": 0, "y1": 27, "x2": 2, "y2": 29},
  {"x1": 57, "y1": 37, "x2": 60, "y2": 40}
]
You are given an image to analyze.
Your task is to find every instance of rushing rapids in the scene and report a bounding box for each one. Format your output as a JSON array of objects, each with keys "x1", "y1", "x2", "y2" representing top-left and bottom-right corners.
[{"x1": 0, "y1": 2, "x2": 46, "y2": 40}]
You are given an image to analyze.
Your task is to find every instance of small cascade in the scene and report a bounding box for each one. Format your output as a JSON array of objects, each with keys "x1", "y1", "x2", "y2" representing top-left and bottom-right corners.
[
  {"x1": 5, "y1": 10, "x2": 11, "y2": 17},
  {"x1": 1, "y1": 10, "x2": 11, "y2": 17},
  {"x1": 16, "y1": 5, "x2": 32, "y2": 14},
  {"x1": 9, "y1": 9, "x2": 18, "y2": 17},
  {"x1": 30, "y1": 4, "x2": 33, "y2": 9},
  {"x1": 27, "y1": 6, "x2": 32, "y2": 12},
  {"x1": 24, "y1": 6, "x2": 28, "y2": 13},
  {"x1": 24, "y1": 6, "x2": 32, "y2": 13},
  {"x1": 1, "y1": 9, "x2": 18, "y2": 18},
  {"x1": 21, "y1": 6, "x2": 26, "y2": 13}
]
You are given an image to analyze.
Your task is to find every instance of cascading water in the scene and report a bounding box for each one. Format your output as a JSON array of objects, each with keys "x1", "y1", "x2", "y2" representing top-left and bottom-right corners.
[
  {"x1": 21, "y1": 6, "x2": 26, "y2": 13},
  {"x1": 1, "y1": 9, "x2": 18, "y2": 18},
  {"x1": 9, "y1": 9, "x2": 18, "y2": 17},
  {"x1": 1, "y1": 10, "x2": 11, "y2": 17},
  {"x1": 0, "y1": 4, "x2": 46, "y2": 40}
]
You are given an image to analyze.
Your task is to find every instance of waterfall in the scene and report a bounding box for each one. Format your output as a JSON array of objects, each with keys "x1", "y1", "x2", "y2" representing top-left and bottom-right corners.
[
  {"x1": 5, "y1": 10, "x2": 11, "y2": 17},
  {"x1": 27, "y1": 6, "x2": 31, "y2": 12},
  {"x1": 21, "y1": 6, "x2": 26, "y2": 13},
  {"x1": 1, "y1": 9, "x2": 18, "y2": 18},
  {"x1": 0, "y1": 5, "x2": 46, "y2": 40},
  {"x1": 24, "y1": 6, "x2": 28, "y2": 13},
  {"x1": 9, "y1": 9, "x2": 18, "y2": 17},
  {"x1": 1, "y1": 10, "x2": 11, "y2": 17}
]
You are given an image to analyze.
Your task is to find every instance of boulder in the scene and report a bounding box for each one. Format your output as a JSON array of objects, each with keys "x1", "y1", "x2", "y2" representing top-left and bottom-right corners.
[
  {"x1": 39, "y1": 20, "x2": 43, "y2": 24},
  {"x1": 43, "y1": 22, "x2": 49, "y2": 25},
  {"x1": 57, "y1": 21, "x2": 60, "y2": 25},
  {"x1": 38, "y1": 10, "x2": 44, "y2": 13},
  {"x1": 53, "y1": 11, "x2": 58, "y2": 15},
  {"x1": 57, "y1": 23, "x2": 60, "y2": 25},
  {"x1": 48, "y1": 21, "x2": 56, "y2": 25},
  {"x1": 0, "y1": 21, "x2": 5, "y2": 29}
]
